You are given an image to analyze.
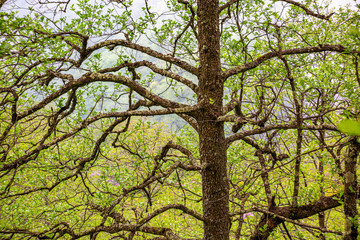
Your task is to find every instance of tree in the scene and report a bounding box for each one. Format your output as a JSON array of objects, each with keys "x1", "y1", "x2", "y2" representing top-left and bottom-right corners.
[{"x1": 1, "y1": 0, "x2": 360, "y2": 239}]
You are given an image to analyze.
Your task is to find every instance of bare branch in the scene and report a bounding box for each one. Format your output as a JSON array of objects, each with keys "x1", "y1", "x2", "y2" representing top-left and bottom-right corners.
[
  {"x1": 99, "y1": 60, "x2": 198, "y2": 93},
  {"x1": 219, "y1": 0, "x2": 240, "y2": 12},
  {"x1": 88, "y1": 40, "x2": 198, "y2": 76},
  {"x1": 279, "y1": 0, "x2": 334, "y2": 20},
  {"x1": 225, "y1": 122, "x2": 338, "y2": 145},
  {"x1": 223, "y1": 44, "x2": 356, "y2": 79}
]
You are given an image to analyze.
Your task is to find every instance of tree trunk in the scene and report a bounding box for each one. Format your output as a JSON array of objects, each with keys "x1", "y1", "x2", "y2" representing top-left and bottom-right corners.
[
  {"x1": 197, "y1": 1, "x2": 230, "y2": 239},
  {"x1": 343, "y1": 138, "x2": 360, "y2": 240},
  {"x1": 199, "y1": 119, "x2": 229, "y2": 240}
]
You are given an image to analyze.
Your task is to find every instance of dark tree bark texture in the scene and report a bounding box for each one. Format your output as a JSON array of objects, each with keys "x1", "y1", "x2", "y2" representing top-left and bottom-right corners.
[
  {"x1": 197, "y1": 0, "x2": 230, "y2": 239},
  {"x1": 343, "y1": 138, "x2": 360, "y2": 240}
]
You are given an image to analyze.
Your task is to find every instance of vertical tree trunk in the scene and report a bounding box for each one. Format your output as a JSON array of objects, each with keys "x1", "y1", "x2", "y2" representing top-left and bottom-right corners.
[
  {"x1": 343, "y1": 138, "x2": 360, "y2": 240},
  {"x1": 197, "y1": 1, "x2": 230, "y2": 239},
  {"x1": 318, "y1": 127, "x2": 326, "y2": 240},
  {"x1": 198, "y1": 119, "x2": 229, "y2": 240}
]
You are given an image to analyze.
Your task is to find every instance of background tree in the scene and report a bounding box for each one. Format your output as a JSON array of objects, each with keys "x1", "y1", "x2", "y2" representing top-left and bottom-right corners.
[{"x1": 0, "y1": 0, "x2": 360, "y2": 239}]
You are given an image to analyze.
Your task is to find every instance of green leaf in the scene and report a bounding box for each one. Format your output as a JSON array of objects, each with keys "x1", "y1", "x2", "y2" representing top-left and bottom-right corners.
[
  {"x1": 0, "y1": 42, "x2": 11, "y2": 56},
  {"x1": 348, "y1": 26, "x2": 360, "y2": 37},
  {"x1": 338, "y1": 119, "x2": 360, "y2": 136}
]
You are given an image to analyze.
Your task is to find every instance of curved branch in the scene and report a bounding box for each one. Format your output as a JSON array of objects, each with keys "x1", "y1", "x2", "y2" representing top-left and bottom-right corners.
[
  {"x1": 253, "y1": 208, "x2": 342, "y2": 235},
  {"x1": 279, "y1": 0, "x2": 334, "y2": 20},
  {"x1": 99, "y1": 60, "x2": 198, "y2": 93},
  {"x1": 87, "y1": 39, "x2": 198, "y2": 76},
  {"x1": 139, "y1": 204, "x2": 204, "y2": 224},
  {"x1": 219, "y1": 0, "x2": 240, "y2": 12},
  {"x1": 87, "y1": 72, "x2": 190, "y2": 109},
  {"x1": 225, "y1": 122, "x2": 338, "y2": 145},
  {"x1": 250, "y1": 194, "x2": 343, "y2": 239},
  {"x1": 223, "y1": 44, "x2": 357, "y2": 79},
  {"x1": 16, "y1": 71, "x2": 190, "y2": 121}
]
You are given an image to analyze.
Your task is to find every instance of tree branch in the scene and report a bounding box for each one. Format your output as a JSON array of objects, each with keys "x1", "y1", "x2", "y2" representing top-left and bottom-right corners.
[
  {"x1": 99, "y1": 60, "x2": 198, "y2": 93},
  {"x1": 223, "y1": 45, "x2": 357, "y2": 79},
  {"x1": 88, "y1": 40, "x2": 198, "y2": 76},
  {"x1": 279, "y1": 0, "x2": 334, "y2": 20}
]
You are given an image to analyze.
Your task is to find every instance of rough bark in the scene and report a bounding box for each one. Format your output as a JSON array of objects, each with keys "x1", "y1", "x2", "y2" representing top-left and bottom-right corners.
[
  {"x1": 250, "y1": 194, "x2": 343, "y2": 239},
  {"x1": 250, "y1": 213, "x2": 283, "y2": 240},
  {"x1": 343, "y1": 138, "x2": 360, "y2": 240},
  {"x1": 197, "y1": 1, "x2": 230, "y2": 239},
  {"x1": 318, "y1": 124, "x2": 326, "y2": 240}
]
